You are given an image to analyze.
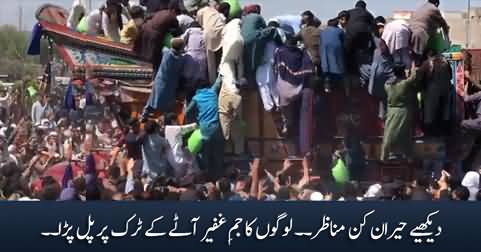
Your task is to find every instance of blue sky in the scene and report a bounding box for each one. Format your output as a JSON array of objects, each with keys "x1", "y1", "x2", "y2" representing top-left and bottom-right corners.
[{"x1": 1, "y1": 0, "x2": 477, "y2": 30}]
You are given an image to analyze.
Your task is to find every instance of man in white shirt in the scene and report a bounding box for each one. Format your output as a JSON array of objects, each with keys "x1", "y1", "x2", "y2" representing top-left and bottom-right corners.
[
  {"x1": 0, "y1": 92, "x2": 10, "y2": 123},
  {"x1": 67, "y1": 0, "x2": 87, "y2": 30},
  {"x1": 218, "y1": 18, "x2": 245, "y2": 155},
  {"x1": 31, "y1": 94, "x2": 52, "y2": 126},
  {"x1": 86, "y1": 0, "x2": 124, "y2": 42},
  {"x1": 164, "y1": 114, "x2": 199, "y2": 180}
]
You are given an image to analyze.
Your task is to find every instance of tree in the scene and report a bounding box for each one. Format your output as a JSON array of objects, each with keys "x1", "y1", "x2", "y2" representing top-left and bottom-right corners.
[{"x1": 0, "y1": 25, "x2": 42, "y2": 81}]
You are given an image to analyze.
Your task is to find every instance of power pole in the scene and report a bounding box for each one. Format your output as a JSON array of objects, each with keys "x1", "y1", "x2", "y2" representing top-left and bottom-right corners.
[
  {"x1": 467, "y1": 0, "x2": 471, "y2": 48},
  {"x1": 18, "y1": 5, "x2": 23, "y2": 31}
]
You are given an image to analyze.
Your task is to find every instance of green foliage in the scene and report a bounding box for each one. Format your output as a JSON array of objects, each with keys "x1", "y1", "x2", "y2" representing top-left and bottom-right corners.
[{"x1": 0, "y1": 25, "x2": 42, "y2": 81}]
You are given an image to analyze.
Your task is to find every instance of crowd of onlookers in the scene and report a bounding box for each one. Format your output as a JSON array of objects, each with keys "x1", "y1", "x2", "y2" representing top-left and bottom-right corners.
[
  {"x1": 1, "y1": 0, "x2": 481, "y2": 201},
  {"x1": 0, "y1": 83, "x2": 480, "y2": 202}
]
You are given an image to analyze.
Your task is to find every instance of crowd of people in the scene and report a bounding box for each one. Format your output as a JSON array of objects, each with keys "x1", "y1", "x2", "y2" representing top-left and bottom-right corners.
[{"x1": 1, "y1": 0, "x2": 481, "y2": 202}]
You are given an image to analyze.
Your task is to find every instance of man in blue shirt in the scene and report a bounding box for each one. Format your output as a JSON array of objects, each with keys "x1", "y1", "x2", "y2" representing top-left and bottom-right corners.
[{"x1": 185, "y1": 76, "x2": 224, "y2": 181}]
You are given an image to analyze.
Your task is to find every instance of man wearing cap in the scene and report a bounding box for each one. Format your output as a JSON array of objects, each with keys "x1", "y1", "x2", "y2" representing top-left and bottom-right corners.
[
  {"x1": 337, "y1": 11, "x2": 350, "y2": 31},
  {"x1": 241, "y1": 4, "x2": 280, "y2": 87},
  {"x1": 45, "y1": 131, "x2": 60, "y2": 158},
  {"x1": 181, "y1": 19, "x2": 208, "y2": 99},
  {"x1": 381, "y1": 64, "x2": 427, "y2": 161},
  {"x1": 195, "y1": 0, "x2": 226, "y2": 83},
  {"x1": 374, "y1": 16, "x2": 386, "y2": 38},
  {"x1": 272, "y1": 31, "x2": 314, "y2": 152},
  {"x1": 218, "y1": 17, "x2": 245, "y2": 156},
  {"x1": 368, "y1": 16, "x2": 394, "y2": 121}
]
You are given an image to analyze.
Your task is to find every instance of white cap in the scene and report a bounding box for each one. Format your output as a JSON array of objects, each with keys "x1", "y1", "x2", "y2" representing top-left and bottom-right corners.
[
  {"x1": 41, "y1": 119, "x2": 50, "y2": 126},
  {"x1": 462, "y1": 171, "x2": 480, "y2": 201},
  {"x1": 310, "y1": 192, "x2": 324, "y2": 201},
  {"x1": 111, "y1": 120, "x2": 119, "y2": 129},
  {"x1": 85, "y1": 124, "x2": 94, "y2": 132},
  {"x1": 79, "y1": 98, "x2": 86, "y2": 110},
  {"x1": 0, "y1": 127, "x2": 7, "y2": 138},
  {"x1": 64, "y1": 129, "x2": 72, "y2": 138},
  {"x1": 268, "y1": 18, "x2": 281, "y2": 26},
  {"x1": 7, "y1": 145, "x2": 16, "y2": 153},
  {"x1": 364, "y1": 184, "x2": 383, "y2": 199},
  {"x1": 18, "y1": 197, "x2": 40, "y2": 202},
  {"x1": 48, "y1": 131, "x2": 59, "y2": 138}
]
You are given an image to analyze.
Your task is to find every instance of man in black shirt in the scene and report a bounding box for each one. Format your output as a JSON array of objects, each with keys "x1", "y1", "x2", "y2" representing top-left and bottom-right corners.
[{"x1": 344, "y1": 0, "x2": 375, "y2": 75}]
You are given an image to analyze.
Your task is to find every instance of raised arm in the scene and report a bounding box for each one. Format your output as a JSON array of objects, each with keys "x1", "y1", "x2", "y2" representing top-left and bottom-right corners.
[
  {"x1": 298, "y1": 156, "x2": 311, "y2": 188},
  {"x1": 433, "y1": 8, "x2": 449, "y2": 33},
  {"x1": 180, "y1": 29, "x2": 190, "y2": 44},
  {"x1": 211, "y1": 75, "x2": 223, "y2": 93},
  {"x1": 179, "y1": 123, "x2": 198, "y2": 134},
  {"x1": 249, "y1": 158, "x2": 261, "y2": 199},
  {"x1": 121, "y1": 5, "x2": 131, "y2": 20},
  {"x1": 404, "y1": 69, "x2": 420, "y2": 87},
  {"x1": 185, "y1": 99, "x2": 197, "y2": 120},
  {"x1": 21, "y1": 156, "x2": 39, "y2": 179},
  {"x1": 124, "y1": 158, "x2": 135, "y2": 194},
  {"x1": 102, "y1": 12, "x2": 121, "y2": 41},
  {"x1": 31, "y1": 103, "x2": 36, "y2": 124}
]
